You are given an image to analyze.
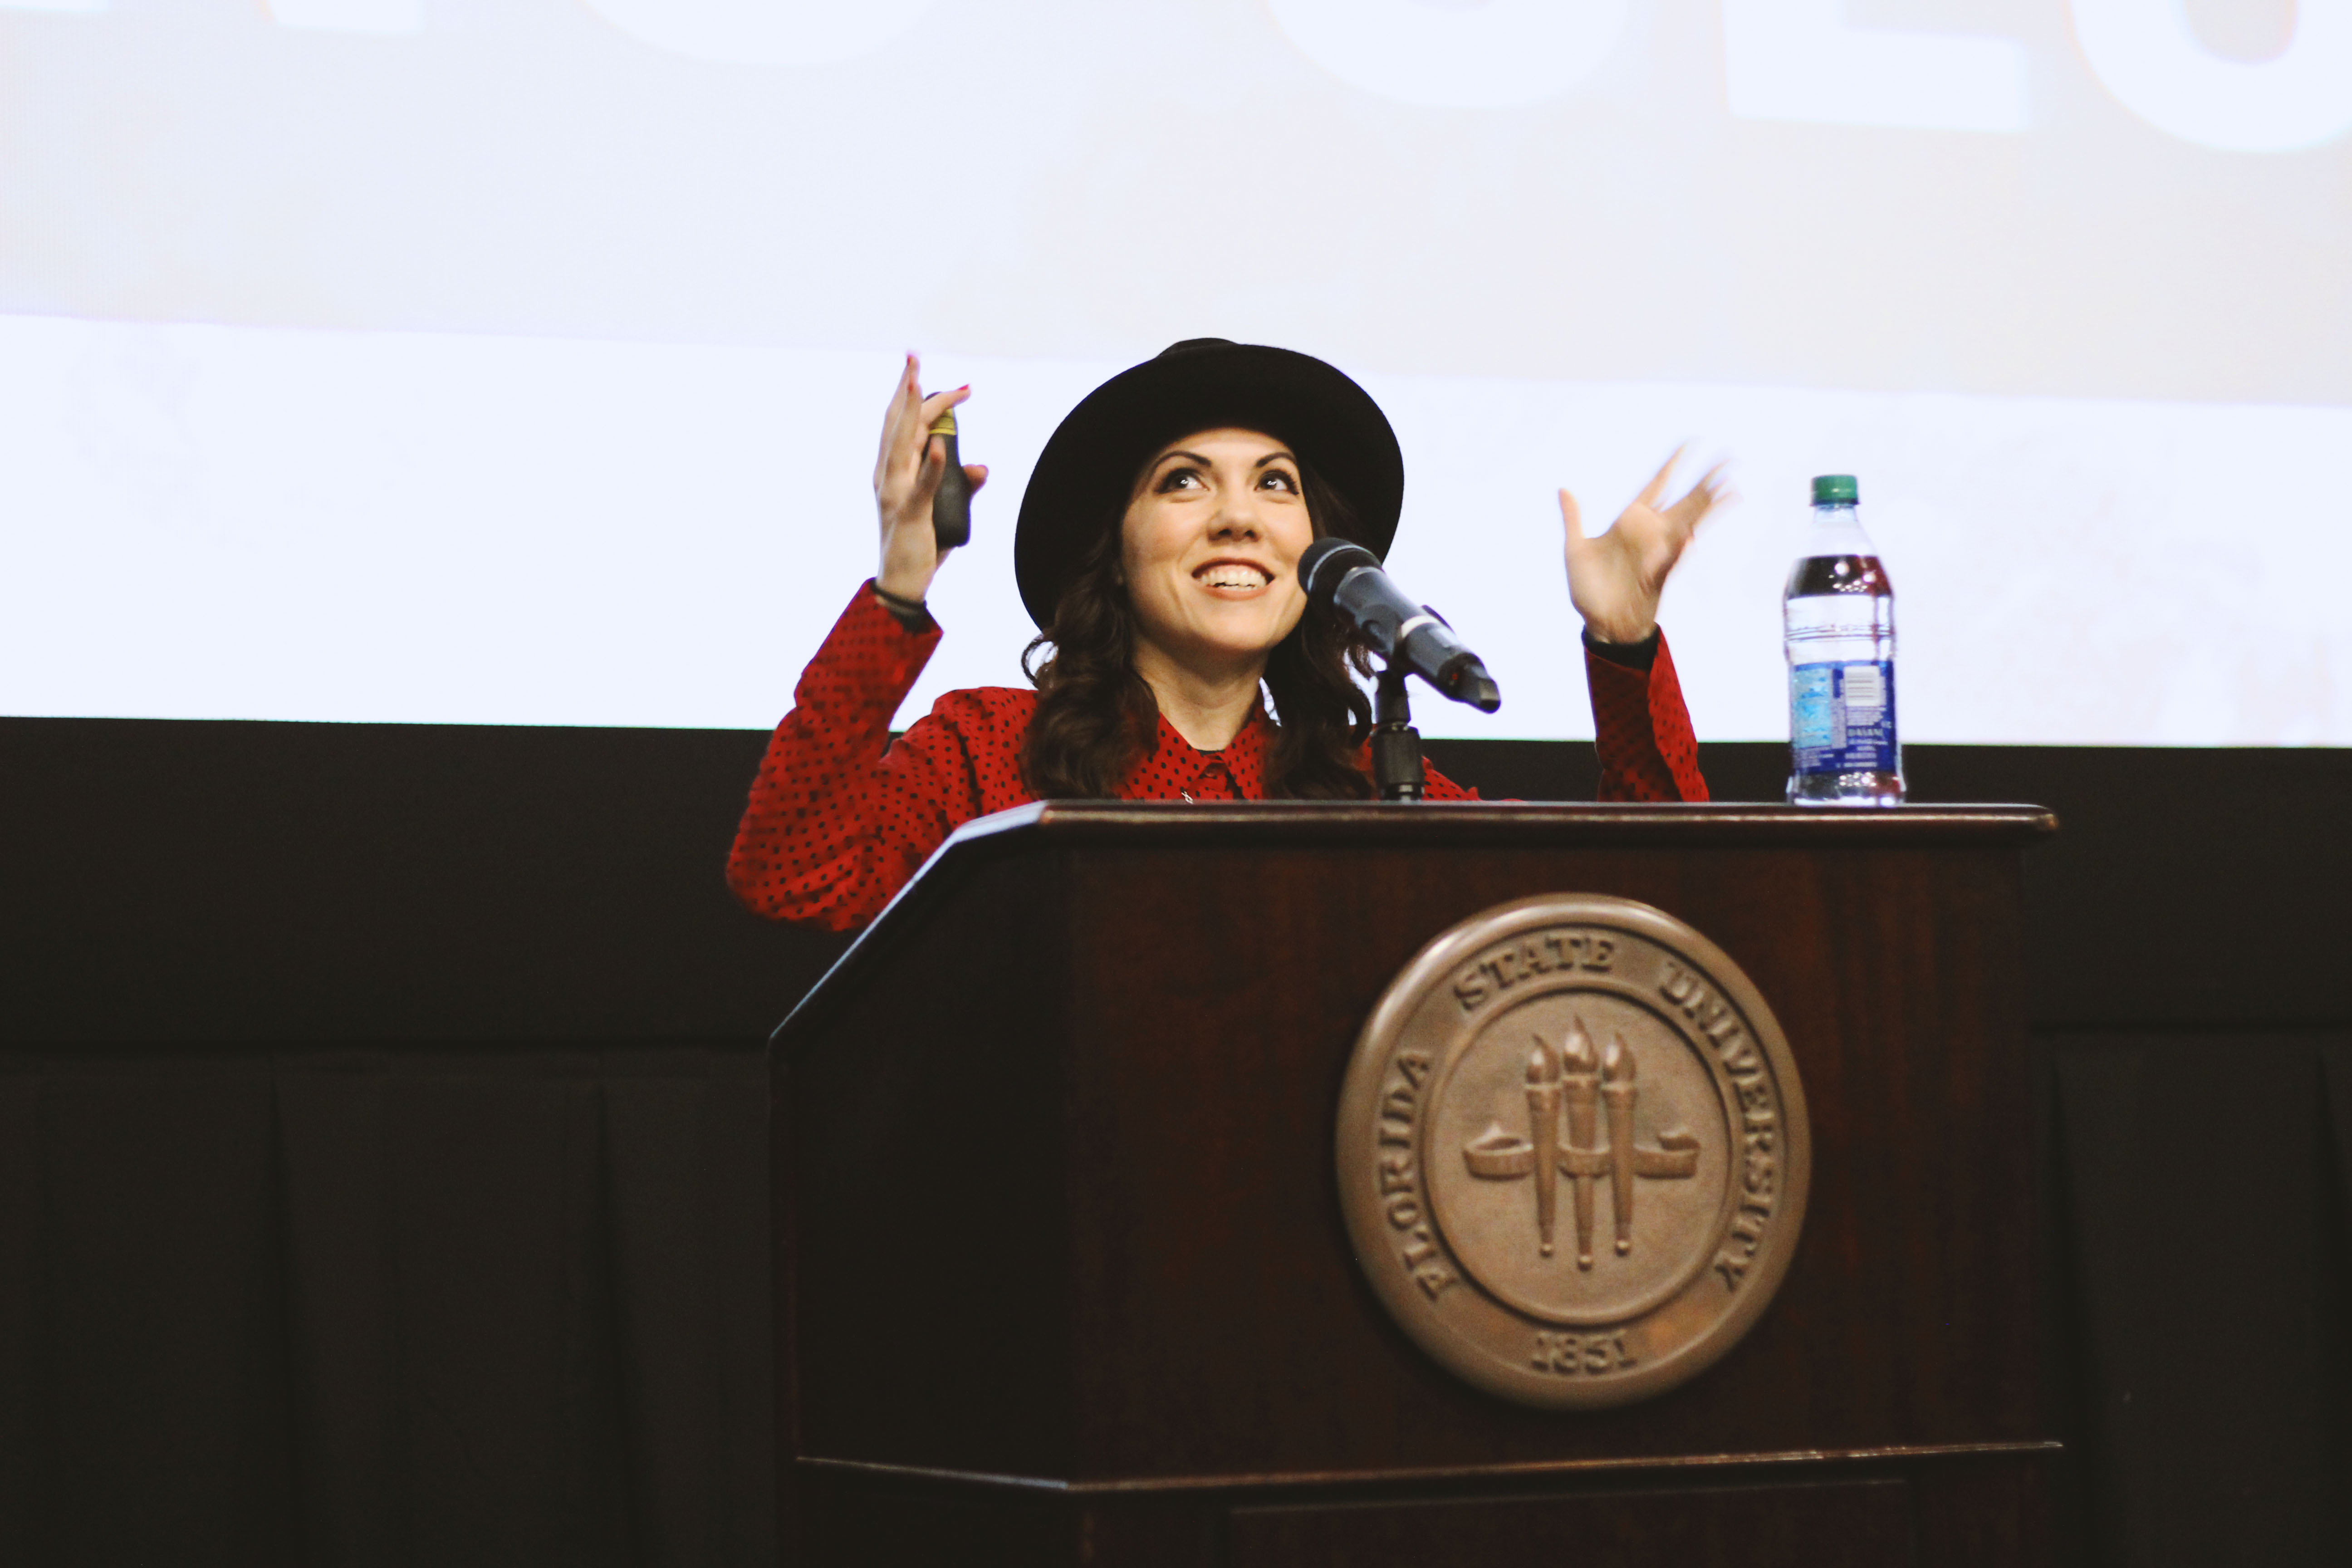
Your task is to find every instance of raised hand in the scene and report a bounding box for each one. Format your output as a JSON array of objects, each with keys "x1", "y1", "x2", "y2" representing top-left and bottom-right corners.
[
  {"x1": 1560, "y1": 451, "x2": 1728, "y2": 647},
  {"x1": 874, "y1": 354, "x2": 988, "y2": 603}
]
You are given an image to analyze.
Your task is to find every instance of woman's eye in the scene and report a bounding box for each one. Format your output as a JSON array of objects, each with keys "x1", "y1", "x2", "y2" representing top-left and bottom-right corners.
[
  {"x1": 1158, "y1": 468, "x2": 1203, "y2": 492},
  {"x1": 1262, "y1": 470, "x2": 1299, "y2": 493}
]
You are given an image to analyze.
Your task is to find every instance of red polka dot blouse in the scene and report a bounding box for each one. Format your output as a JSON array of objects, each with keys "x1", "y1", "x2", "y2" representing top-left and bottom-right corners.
[{"x1": 727, "y1": 582, "x2": 1708, "y2": 931}]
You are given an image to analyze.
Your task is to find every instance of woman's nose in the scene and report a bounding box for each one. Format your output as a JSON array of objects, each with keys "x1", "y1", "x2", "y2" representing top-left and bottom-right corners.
[{"x1": 1210, "y1": 490, "x2": 1263, "y2": 539}]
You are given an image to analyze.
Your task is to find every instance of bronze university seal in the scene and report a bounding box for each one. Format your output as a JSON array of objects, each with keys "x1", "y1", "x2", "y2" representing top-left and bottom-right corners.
[{"x1": 1337, "y1": 894, "x2": 1810, "y2": 1409}]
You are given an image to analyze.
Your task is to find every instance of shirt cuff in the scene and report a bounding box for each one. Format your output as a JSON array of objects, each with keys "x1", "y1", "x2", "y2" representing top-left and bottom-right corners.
[{"x1": 1582, "y1": 626, "x2": 1659, "y2": 671}]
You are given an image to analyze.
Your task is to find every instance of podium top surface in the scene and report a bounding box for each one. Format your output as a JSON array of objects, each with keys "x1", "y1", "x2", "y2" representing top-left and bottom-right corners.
[
  {"x1": 773, "y1": 801, "x2": 2053, "y2": 1044},
  {"x1": 930, "y1": 799, "x2": 2055, "y2": 847}
]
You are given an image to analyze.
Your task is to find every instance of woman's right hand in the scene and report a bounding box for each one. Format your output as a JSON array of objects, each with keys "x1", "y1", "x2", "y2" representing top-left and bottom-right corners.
[{"x1": 874, "y1": 355, "x2": 987, "y2": 603}]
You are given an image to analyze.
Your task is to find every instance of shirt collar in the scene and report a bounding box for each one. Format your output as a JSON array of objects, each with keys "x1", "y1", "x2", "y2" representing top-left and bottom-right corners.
[{"x1": 1145, "y1": 704, "x2": 1275, "y2": 799}]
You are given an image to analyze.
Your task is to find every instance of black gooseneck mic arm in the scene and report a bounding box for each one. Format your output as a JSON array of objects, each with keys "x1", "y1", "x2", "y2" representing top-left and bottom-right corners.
[{"x1": 1296, "y1": 537, "x2": 1502, "y2": 803}]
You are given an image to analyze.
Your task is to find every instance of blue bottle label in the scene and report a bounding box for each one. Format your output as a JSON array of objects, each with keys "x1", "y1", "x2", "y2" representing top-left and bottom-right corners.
[{"x1": 1790, "y1": 661, "x2": 1897, "y2": 774}]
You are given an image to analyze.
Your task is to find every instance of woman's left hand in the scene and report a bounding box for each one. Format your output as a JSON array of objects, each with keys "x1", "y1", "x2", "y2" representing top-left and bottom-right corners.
[{"x1": 1560, "y1": 452, "x2": 1729, "y2": 647}]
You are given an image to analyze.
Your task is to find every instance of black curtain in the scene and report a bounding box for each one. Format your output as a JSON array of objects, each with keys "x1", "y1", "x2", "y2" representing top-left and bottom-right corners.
[
  {"x1": 0, "y1": 1045, "x2": 772, "y2": 1568},
  {"x1": 2052, "y1": 1035, "x2": 2352, "y2": 1567}
]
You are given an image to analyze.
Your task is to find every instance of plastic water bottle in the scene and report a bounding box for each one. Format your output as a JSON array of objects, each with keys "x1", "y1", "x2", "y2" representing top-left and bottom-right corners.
[{"x1": 1785, "y1": 474, "x2": 1904, "y2": 806}]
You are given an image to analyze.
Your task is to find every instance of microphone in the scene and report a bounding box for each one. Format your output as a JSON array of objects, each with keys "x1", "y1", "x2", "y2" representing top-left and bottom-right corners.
[{"x1": 1298, "y1": 539, "x2": 1501, "y2": 712}]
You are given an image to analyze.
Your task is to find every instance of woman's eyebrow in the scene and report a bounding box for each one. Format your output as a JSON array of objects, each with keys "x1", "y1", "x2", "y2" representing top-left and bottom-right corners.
[{"x1": 1149, "y1": 447, "x2": 1297, "y2": 474}]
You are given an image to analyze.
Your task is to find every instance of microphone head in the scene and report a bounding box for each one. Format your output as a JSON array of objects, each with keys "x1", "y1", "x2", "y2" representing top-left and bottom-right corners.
[
  {"x1": 1297, "y1": 537, "x2": 1380, "y2": 603},
  {"x1": 1443, "y1": 657, "x2": 1503, "y2": 714}
]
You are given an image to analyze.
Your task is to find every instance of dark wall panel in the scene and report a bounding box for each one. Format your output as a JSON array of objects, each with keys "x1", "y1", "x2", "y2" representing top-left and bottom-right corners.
[
  {"x1": 1427, "y1": 738, "x2": 2352, "y2": 1031},
  {"x1": 0, "y1": 718, "x2": 844, "y2": 1042},
  {"x1": 9, "y1": 719, "x2": 2344, "y2": 1045}
]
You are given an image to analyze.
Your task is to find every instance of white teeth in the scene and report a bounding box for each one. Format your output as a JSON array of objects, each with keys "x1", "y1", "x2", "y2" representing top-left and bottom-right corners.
[{"x1": 1199, "y1": 565, "x2": 1270, "y2": 590}]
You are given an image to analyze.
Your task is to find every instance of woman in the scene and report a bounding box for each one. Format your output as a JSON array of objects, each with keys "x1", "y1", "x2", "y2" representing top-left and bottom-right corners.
[{"x1": 728, "y1": 339, "x2": 1720, "y2": 933}]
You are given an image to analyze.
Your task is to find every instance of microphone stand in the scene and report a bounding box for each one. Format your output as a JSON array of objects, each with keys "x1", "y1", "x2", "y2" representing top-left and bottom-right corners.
[{"x1": 1370, "y1": 660, "x2": 1426, "y2": 803}]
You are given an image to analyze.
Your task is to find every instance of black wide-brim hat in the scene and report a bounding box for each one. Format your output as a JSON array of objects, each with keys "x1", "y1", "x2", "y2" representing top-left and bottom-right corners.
[{"x1": 1013, "y1": 338, "x2": 1403, "y2": 629}]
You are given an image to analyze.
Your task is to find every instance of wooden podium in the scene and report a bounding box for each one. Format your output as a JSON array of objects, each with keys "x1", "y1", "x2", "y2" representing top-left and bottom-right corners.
[{"x1": 770, "y1": 802, "x2": 2059, "y2": 1567}]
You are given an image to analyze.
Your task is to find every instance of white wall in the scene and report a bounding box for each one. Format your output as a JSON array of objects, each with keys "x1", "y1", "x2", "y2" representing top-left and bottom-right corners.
[{"x1": 2, "y1": 0, "x2": 2345, "y2": 741}]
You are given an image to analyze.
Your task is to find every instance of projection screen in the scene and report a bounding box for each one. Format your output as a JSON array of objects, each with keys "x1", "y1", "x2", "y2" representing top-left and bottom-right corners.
[{"x1": 1, "y1": 0, "x2": 2345, "y2": 743}]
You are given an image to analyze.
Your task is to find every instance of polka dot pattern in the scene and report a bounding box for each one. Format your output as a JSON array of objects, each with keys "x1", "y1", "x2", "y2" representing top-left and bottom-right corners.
[
  {"x1": 1587, "y1": 633, "x2": 1710, "y2": 804},
  {"x1": 726, "y1": 581, "x2": 1706, "y2": 929}
]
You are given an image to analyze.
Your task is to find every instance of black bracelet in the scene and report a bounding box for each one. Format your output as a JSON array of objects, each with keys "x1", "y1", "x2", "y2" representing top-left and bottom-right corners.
[{"x1": 871, "y1": 581, "x2": 934, "y2": 632}]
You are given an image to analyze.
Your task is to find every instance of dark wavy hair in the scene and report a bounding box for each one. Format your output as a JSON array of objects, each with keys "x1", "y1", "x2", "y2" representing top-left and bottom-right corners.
[{"x1": 1019, "y1": 462, "x2": 1376, "y2": 800}]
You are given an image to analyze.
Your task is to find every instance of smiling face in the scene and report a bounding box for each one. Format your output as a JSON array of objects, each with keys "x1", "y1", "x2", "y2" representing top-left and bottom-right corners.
[{"x1": 1119, "y1": 428, "x2": 1317, "y2": 685}]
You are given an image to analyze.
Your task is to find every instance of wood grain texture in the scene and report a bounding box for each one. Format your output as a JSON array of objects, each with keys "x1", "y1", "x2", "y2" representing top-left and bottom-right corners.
[
  {"x1": 786, "y1": 852, "x2": 1076, "y2": 1478},
  {"x1": 776, "y1": 804, "x2": 2053, "y2": 1561},
  {"x1": 1225, "y1": 1478, "x2": 1917, "y2": 1568},
  {"x1": 794, "y1": 1459, "x2": 2043, "y2": 1568}
]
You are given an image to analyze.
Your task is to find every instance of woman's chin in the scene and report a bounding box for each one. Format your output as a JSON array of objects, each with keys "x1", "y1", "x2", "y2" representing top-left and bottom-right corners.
[
  {"x1": 1131, "y1": 590, "x2": 1305, "y2": 676},
  {"x1": 1197, "y1": 629, "x2": 1294, "y2": 667},
  {"x1": 1147, "y1": 617, "x2": 1281, "y2": 670}
]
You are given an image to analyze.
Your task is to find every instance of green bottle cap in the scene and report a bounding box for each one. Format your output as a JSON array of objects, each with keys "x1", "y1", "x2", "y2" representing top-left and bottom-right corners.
[{"x1": 1812, "y1": 474, "x2": 1857, "y2": 505}]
